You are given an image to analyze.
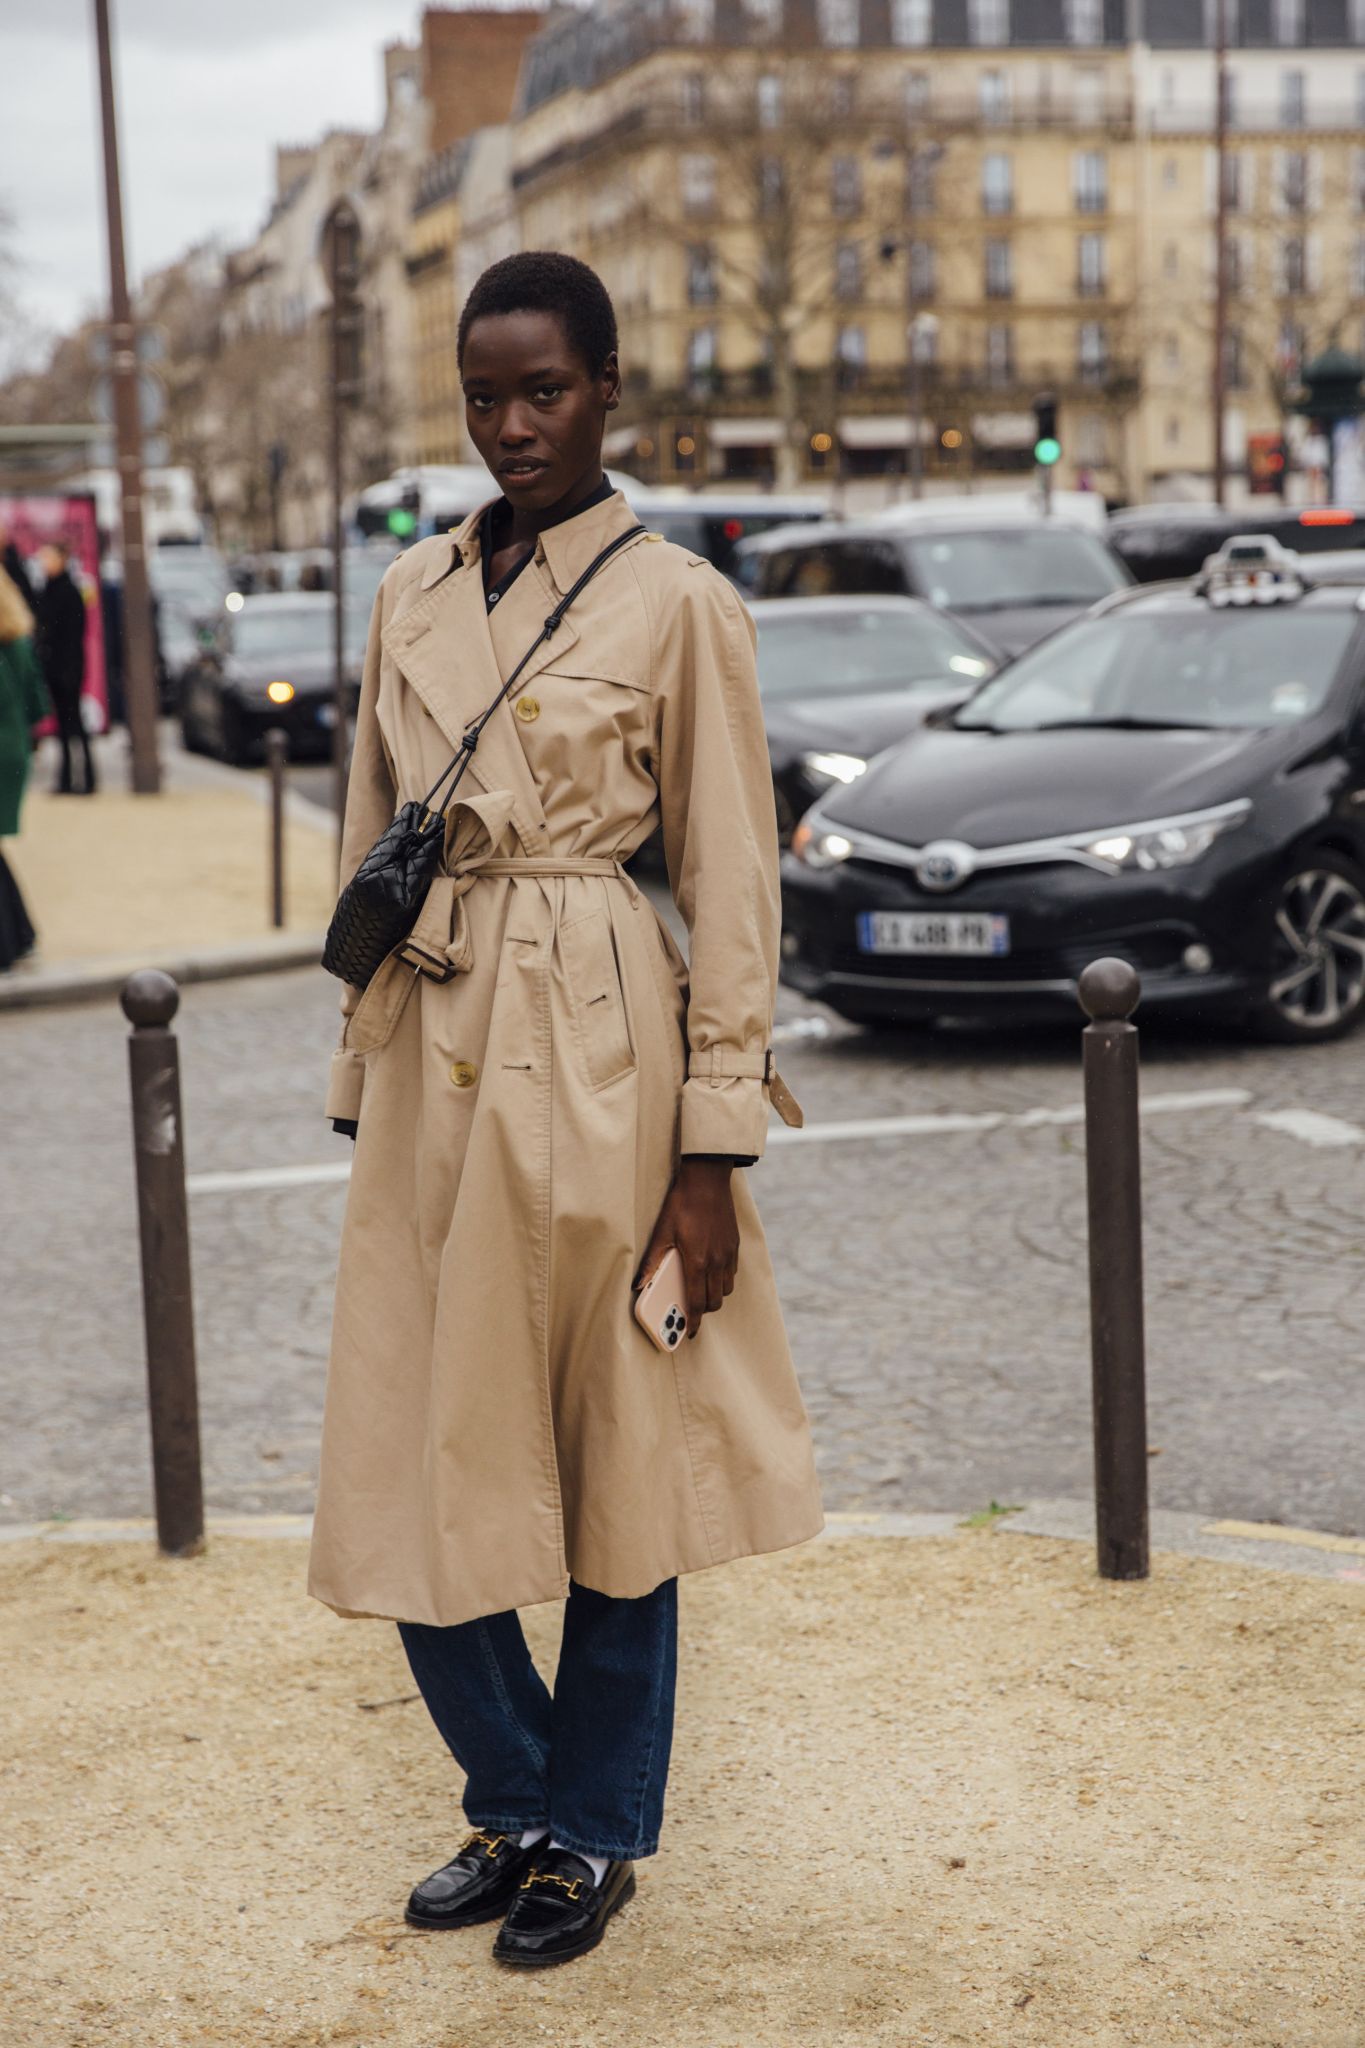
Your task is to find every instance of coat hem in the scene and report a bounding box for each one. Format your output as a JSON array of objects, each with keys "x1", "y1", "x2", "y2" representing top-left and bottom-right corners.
[{"x1": 306, "y1": 1506, "x2": 826, "y2": 1629}]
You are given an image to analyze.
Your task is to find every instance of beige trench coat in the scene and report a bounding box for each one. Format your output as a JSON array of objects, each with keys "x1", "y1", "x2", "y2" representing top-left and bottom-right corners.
[{"x1": 307, "y1": 488, "x2": 824, "y2": 1628}]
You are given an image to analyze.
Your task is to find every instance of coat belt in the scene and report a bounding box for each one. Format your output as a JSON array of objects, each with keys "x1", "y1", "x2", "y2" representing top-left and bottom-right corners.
[{"x1": 397, "y1": 854, "x2": 631, "y2": 983}]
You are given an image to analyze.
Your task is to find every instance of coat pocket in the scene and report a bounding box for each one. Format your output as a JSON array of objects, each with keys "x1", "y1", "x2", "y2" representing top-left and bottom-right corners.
[{"x1": 560, "y1": 908, "x2": 636, "y2": 1090}]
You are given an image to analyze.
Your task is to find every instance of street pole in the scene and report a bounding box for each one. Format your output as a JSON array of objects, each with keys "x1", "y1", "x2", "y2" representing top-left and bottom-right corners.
[
  {"x1": 92, "y1": 0, "x2": 160, "y2": 795},
  {"x1": 323, "y1": 201, "x2": 362, "y2": 850},
  {"x1": 1211, "y1": 0, "x2": 1230, "y2": 509},
  {"x1": 908, "y1": 317, "x2": 924, "y2": 502}
]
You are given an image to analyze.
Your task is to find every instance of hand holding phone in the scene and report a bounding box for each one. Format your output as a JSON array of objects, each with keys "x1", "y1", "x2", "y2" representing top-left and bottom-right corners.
[{"x1": 633, "y1": 1247, "x2": 687, "y2": 1354}]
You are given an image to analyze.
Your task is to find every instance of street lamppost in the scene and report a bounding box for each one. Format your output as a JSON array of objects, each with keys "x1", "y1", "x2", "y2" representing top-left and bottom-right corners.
[{"x1": 876, "y1": 138, "x2": 944, "y2": 503}]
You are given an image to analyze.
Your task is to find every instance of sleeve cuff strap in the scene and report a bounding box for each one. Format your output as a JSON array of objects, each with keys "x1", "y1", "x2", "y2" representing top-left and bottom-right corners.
[
  {"x1": 679, "y1": 1075, "x2": 769, "y2": 1160},
  {"x1": 325, "y1": 1047, "x2": 367, "y2": 1122}
]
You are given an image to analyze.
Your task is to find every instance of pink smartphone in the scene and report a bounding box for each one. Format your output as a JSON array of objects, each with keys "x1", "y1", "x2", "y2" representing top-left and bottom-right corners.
[{"x1": 634, "y1": 1248, "x2": 688, "y2": 1353}]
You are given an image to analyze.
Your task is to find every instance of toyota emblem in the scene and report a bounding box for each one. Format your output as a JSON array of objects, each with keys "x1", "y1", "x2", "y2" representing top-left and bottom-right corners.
[{"x1": 915, "y1": 840, "x2": 975, "y2": 893}]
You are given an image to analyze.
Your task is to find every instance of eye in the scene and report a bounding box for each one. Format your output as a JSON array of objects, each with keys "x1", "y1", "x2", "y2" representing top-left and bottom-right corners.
[
  {"x1": 534, "y1": 384, "x2": 565, "y2": 403},
  {"x1": 466, "y1": 394, "x2": 495, "y2": 413}
]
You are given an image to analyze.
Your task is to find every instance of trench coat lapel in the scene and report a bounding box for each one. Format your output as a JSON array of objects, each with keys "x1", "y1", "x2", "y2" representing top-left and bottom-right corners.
[{"x1": 381, "y1": 540, "x2": 552, "y2": 853}]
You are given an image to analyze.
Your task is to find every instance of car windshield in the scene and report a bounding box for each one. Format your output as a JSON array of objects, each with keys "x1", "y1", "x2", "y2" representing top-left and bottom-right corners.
[
  {"x1": 151, "y1": 554, "x2": 228, "y2": 610},
  {"x1": 954, "y1": 605, "x2": 1359, "y2": 732},
  {"x1": 755, "y1": 608, "x2": 994, "y2": 701},
  {"x1": 903, "y1": 528, "x2": 1126, "y2": 612},
  {"x1": 233, "y1": 605, "x2": 366, "y2": 659}
]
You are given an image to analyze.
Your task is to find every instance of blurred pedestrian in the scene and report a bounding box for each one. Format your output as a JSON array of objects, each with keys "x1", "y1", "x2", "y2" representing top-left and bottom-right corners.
[
  {"x1": 0, "y1": 518, "x2": 36, "y2": 612},
  {"x1": 33, "y1": 540, "x2": 96, "y2": 795},
  {"x1": 0, "y1": 565, "x2": 48, "y2": 968},
  {"x1": 311, "y1": 251, "x2": 821, "y2": 1969}
]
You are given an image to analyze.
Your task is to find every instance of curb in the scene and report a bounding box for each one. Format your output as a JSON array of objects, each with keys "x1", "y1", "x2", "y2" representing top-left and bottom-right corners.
[
  {"x1": 3, "y1": 1503, "x2": 1362, "y2": 1583},
  {"x1": 0, "y1": 931, "x2": 326, "y2": 1013}
]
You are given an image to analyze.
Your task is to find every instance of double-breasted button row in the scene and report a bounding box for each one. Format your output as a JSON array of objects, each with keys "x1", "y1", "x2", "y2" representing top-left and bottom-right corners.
[{"x1": 449, "y1": 1061, "x2": 478, "y2": 1088}]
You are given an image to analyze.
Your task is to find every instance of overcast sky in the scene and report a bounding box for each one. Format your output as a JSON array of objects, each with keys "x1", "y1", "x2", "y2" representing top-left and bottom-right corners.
[{"x1": 2, "y1": 0, "x2": 435, "y2": 348}]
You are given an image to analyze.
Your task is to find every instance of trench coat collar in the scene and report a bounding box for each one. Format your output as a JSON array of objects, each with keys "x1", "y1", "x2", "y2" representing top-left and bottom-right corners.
[{"x1": 416, "y1": 486, "x2": 644, "y2": 597}]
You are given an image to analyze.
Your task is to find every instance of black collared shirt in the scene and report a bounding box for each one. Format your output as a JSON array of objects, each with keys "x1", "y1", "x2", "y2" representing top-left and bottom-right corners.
[{"x1": 479, "y1": 473, "x2": 615, "y2": 614}]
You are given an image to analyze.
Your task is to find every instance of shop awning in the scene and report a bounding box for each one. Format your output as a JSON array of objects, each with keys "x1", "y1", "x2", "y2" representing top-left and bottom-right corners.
[
  {"x1": 837, "y1": 415, "x2": 934, "y2": 449},
  {"x1": 707, "y1": 418, "x2": 782, "y2": 448},
  {"x1": 969, "y1": 411, "x2": 1035, "y2": 449}
]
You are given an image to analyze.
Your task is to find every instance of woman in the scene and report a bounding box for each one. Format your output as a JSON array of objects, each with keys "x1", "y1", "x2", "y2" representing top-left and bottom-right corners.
[
  {"x1": 310, "y1": 253, "x2": 823, "y2": 1968},
  {"x1": 0, "y1": 564, "x2": 48, "y2": 968}
]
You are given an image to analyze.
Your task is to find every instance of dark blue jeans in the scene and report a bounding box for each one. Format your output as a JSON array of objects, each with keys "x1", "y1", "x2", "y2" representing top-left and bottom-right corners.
[{"x1": 398, "y1": 1576, "x2": 677, "y2": 1862}]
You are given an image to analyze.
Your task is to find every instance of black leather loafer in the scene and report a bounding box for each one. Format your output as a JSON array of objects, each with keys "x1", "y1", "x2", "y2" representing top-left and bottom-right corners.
[
  {"x1": 492, "y1": 1847, "x2": 636, "y2": 1968},
  {"x1": 405, "y1": 1829, "x2": 544, "y2": 1930}
]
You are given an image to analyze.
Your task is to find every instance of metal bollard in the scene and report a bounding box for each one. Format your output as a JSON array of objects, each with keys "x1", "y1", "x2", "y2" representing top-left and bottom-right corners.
[
  {"x1": 1078, "y1": 958, "x2": 1150, "y2": 1581},
  {"x1": 121, "y1": 971, "x2": 205, "y2": 1558},
  {"x1": 265, "y1": 727, "x2": 287, "y2": 929}
]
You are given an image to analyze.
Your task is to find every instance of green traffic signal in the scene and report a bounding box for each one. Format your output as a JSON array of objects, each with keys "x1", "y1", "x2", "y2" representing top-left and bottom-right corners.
[
  {"x1": 1034, "y1": 437, "x2": 1062, "y2": 467},
  {"x1": 387, "y1": 507, "x2": 418, "y2": 536}
]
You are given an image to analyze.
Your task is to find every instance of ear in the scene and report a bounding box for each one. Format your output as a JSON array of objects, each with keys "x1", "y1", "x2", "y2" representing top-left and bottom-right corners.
[{"x1": 601, "y1": 349, "x2": 622, "y2": 412}]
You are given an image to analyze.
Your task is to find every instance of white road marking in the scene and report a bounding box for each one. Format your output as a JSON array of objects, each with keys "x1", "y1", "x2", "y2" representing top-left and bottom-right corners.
[
  {"x1": 185, "y1": 1087, "x2": 1253, "y2": 1194},
  {"x1": 1251, "y1": 1108, "x2": 1365, "y2": 1149}
]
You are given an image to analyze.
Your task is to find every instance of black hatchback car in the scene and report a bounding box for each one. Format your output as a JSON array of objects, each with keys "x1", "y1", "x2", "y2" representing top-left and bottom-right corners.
[
  {"x1": 781, "y1": 539, "x2": 1365, "y2": 1041},
  {"x1": 179, "y1": 593, "x2": 366, "y2": 766}
]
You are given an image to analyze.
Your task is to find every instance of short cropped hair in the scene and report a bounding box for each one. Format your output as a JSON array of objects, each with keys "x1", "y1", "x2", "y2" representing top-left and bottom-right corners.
[{"x1": 457, "y1": 252, "x2": 618, "y2": 375}]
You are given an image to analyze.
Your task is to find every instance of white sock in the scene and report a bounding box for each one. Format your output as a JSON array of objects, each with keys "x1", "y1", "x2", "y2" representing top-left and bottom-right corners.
[
  {"x1": 518, "y1": 1826, "x2": 549, "y2": 1848},
  {"x1": 550, "y1": 1837, "x2": 609, "y2": 1885}
]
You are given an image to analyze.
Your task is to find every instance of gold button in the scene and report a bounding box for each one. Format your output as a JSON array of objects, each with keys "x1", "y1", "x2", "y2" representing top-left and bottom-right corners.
[
  {"x1": 644, "y1": 531, "x2": 664, "y2": 542},
  {"x1": 515, "y1": 696, "x2": 540, "y2": 723},
  {"x1": 449, "y1": 1060, "x2": 478, "y2": 1088}
]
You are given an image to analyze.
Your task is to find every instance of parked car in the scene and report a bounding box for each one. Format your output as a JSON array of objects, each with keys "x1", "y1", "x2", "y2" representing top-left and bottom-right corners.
[
  {"x1": 149, "y1": 546, "x2": 231, "y2": 708},
  {"x1": 1108, "y1": 502, "x2": 1365, "y2": 584},
  {"x1": 748, "y1": 596, "x2": 997, "y2": 839},
  {"x1": 781, "y1": 535, "x2": 1365, "y2": 1042},
  {"x1": 179, "y1": 592, "x2": 366, "y2": 765},
  {"x1": 642, "y1": 492, "x2": 829, "y2": 583},
  {"x1": 738, "y1": 511, "x2": 1130, "y2": 657}
]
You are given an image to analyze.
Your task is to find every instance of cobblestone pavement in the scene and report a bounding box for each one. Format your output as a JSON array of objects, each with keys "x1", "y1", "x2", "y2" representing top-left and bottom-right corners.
[{"x1": 4, "y1": 950, "x2": 1364, "y2": 1533}]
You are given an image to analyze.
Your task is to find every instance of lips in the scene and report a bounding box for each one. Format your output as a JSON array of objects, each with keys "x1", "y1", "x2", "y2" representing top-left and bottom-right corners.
[{"x1": 500, "y1": 460, "x2": 548, "y2": 479}]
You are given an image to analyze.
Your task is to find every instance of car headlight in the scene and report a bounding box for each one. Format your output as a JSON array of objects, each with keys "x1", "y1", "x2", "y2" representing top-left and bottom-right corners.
[
  {"x1": 801, "y1": 750, "x2": 868, "y2": 787},
  {"x1": 266, "y1": 679, "x2": 295, "y2": 705},
  {"x1": 790, "y1": 819, "x2": 856, "y2": 869},
  {"x1": 1075, "y1": 806, "x2": 1249, "y2": 873}
]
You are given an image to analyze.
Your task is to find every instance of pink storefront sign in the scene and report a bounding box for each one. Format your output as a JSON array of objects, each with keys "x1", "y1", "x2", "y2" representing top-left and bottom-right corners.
[{"x1": 0, "y1": 492, "x2": 109, "y2": 735}]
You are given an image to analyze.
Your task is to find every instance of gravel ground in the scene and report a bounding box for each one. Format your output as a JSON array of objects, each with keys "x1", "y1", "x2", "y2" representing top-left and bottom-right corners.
[{"x1": 2, "y1": 1530, "x2": 1361, "y2": 2048}]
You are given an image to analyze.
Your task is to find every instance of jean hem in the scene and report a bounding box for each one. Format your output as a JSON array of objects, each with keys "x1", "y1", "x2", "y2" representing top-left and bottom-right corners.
[
  {"x1": 465, "y1": 1814, "x2": 551, "y2": 1833},
  {"x1": 547, "y1": 1828, "x2": 659, "y2": 1862}
]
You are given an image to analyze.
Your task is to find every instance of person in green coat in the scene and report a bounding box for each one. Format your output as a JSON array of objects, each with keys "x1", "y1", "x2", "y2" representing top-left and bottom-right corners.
[{"x1": 0, "y1": 562, "x2": 49, "y2": 968}]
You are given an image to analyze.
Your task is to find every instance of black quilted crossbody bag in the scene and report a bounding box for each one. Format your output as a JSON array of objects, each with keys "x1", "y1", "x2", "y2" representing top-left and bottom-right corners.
[{"x1": 322, "y1": 523, "x2": 645, "y2": 990}]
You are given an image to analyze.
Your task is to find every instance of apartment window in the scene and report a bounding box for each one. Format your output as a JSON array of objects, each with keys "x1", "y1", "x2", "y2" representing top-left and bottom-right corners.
[
  {"x1": 686, "y1": 243, "x2": 717, "y2": 305},
  {"x1": 836, "y1": 325, "x2": 867, "y2": 390},
  {"x1": 1077, "y1": 230, "x2": 1106, "y2": 296},
  {"x1": 1075, "y1": 413, "x2": 1108, "y2": 466},
  {"x1": 984, "y1": 237, "x2": 1013, "y2": 298},
  {"x1": 1073, "y1": 66, "x2": 1105, "y2": 124},
  {"x1": 832, "y1": 72, "x2": 858, "y2": 117},
  {"x1": 835, "y1": 240, "x2": 863, "y2": 300},
  {"x1": 757, "y1": 73, "x2": 782, "y2": 127},
  {"x1": 1353, "y1": 235, "x2": 1365, "y2": 297},
  {"x1": 1074, "y1": 149, "x2": 1107, "y2": 214},
  {"x1": 982, "y1": 152, "x2": 1013, "y2": 216},
  {"x1": 905, "y1": 71, "x2": 931, "y2": 118},
  {"x1": 682, "y1": 72, "x2": 706, "y2": 125},
  {"x1": 685, "y1": 326, "x2": 716, "y2": 392},
  {"x1": 892, "y1": 0, "x2": 932, "y2": 44},
  {"x1": 1159, "y1": 67, "x2": 1176, "y2": 109},
  {"x1": 1225, "y1": 234, "x2": 1245, "y2": 294},
  {"x1": 676, "y1": 0, "x2": 715, "y2": 39},
  {"x1": 1272, "y1": 0, "x2": 1304, "y2": 43},
  {"x1": 1280, "y1": 233, "x2": 1307, "y2": 293},
  {"x1": 980, "y1": 70, "x2": 1010, "y2": 123},
  {"x1": 831, "y1": 154, "x2": 861, "y2": 215},
  {"x1": 1224, "y1": 328, "x2": 1247, "y2": 390},
  {"x1": 1166, "y1": 415, "x2": 1181, "y2": 446},
  {"x1": 985, "y1": 322, "x2": 1015, "y2": 387},
  {"x1": 969, "y1": 0, "x2": 1009, "y2": 45},
  {"x1": 1065, "y1": 0, "x2": 1103, "y2": 43},
  {"x1": 1221, "y1": 149, "x2": 1248, "y2": 212},
  {"x1": 819, "y1": 0, "x2": 860, "y2": 45},
  {"x1": 1281, "y1": 150, "x2": 1309, "y2": 212},
  {"x1": 1280, "y1": 70, "x2": 1306, "y2": 127},
  {"x1": 1163, "y1": 240, "x2": 1179, "y2": 278},
  {"x1": 912, "y1": 314, "x2": 939, "y2": 365},
  {"x1": 1164, "y1": 333, "x2": 1180, "y2": 369},
  {"x1": 908, "y1": 152, "x2": 938, "y2": 213},
  {"x1": 908, "y1": 239, "x2": 936, "y2": 300},
  {"x1": 1078, "y1": 321, "x2": 1107, "y2": 384},
  {"x1": 1162, "y1": 157, "x2": 1179, "y2": 188},
  {"x1": 746, "y1": 0, "x2": 782, "y2": 31},
  {"x1": 760, "y1": 155, "x2": 784, "y2": 212},
  {"x1": 1204, "y1": 0, "x2": 1239, "y2": 41},
  {"x1": 681, "y1": 153, "x2": 716, "y2": 214},
  {"x1": 1278, "y1": 318, "x2": 1306, "y2": 373}
]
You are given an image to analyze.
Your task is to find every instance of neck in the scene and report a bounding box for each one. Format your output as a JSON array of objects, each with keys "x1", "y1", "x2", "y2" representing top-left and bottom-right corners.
[{"x1": 506, "y1": 463, "x2": 606, "y2": 546}]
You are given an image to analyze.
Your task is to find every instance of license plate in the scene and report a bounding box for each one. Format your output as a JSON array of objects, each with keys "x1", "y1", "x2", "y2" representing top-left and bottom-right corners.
[{"x1": 856, "y1": 910, "x2": 1011, "y2": 957}]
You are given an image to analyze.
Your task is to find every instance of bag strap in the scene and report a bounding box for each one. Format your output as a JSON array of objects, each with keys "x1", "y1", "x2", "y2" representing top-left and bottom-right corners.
[{"x1": 417, "y1": 522, "x2": 647, "y2": 824}]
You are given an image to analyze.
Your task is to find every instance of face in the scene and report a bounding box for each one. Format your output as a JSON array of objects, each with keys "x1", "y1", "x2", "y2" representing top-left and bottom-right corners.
[{"x1": 460, "y1": 309, "x2": 620, "y2": 513}]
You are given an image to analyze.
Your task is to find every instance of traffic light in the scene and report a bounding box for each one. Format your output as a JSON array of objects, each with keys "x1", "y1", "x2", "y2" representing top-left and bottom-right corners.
[
  {"x1": 387, "y1": 483, "x2": 420, "y2": 538},
  {"x1": 1033, "y1": 391, "x2": 1061, "y2": 467},
  {"x1": 1247, "y1": 433, "x2": 1288, "y2": 496}
]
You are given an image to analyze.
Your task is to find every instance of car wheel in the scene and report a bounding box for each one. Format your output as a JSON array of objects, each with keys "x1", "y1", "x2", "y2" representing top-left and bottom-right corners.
[{"x1": 1255, "y1": 854, "x2": 1365, "y2": 1043}]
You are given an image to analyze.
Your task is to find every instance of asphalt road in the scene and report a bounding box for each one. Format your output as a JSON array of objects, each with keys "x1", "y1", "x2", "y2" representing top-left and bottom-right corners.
[{"x1": 4, "y1": 963, "x2": 1364, "y2": 1535}]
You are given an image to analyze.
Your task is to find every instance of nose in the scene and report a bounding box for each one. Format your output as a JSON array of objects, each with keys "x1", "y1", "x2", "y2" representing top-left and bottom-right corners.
[{"x1": 497, "y1": 403, "x2": 538, "y2": 447}]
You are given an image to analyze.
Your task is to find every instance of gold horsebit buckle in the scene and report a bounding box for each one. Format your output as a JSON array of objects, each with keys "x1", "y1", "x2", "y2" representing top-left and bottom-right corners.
[
  {"x1": 520, "y1": 1869, "x2": 584, "y2": 1900},
  {"x1": 463, "y1": 1829, "x2": 511, "y2": 1860}
]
